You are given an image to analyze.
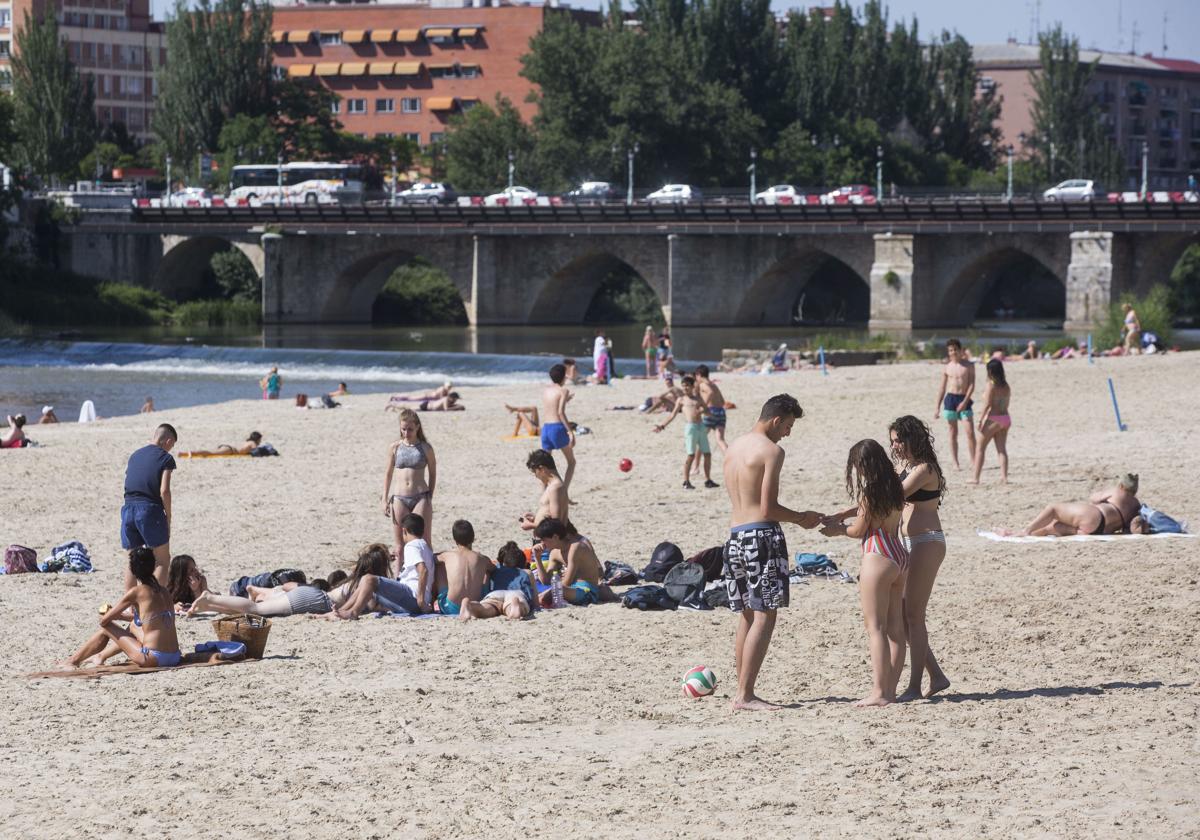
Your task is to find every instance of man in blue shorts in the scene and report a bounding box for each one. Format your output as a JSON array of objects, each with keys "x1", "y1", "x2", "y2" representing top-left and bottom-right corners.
[
  {"x1": 120, "y1": 424, "x2": 178, "y2": 588},
  {"x1": 934, "y1": 338, "x2": 976, "y2": 470},
  {"x1": 538, "y1": 363, "x2": 576, "y2": 489}
]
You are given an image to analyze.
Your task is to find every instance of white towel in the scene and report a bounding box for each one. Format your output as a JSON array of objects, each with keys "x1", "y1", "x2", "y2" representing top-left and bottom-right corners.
[
  {"x1": 977, "y1": 529, "x2": 1196, "y2": 543},
  {"x1": 77, "y1": 400, "x2": 96, "y2": 424}
]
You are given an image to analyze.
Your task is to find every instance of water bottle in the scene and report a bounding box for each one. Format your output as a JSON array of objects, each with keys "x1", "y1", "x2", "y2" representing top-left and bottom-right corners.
[{"x1": 551, "y1": 572, "x2": 565, "y2": 608}]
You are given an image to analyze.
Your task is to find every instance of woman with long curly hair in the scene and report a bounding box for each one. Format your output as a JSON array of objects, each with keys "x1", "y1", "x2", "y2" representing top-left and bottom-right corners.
[
  {"x1": 821, "y1": 439, "x2": 908, "y2": 707},
  {"x1": 889, "y1": 415, "x2": 951, "y2": 700},
  {"x1": 382, "y1": 408, "x2": 437, "y2": 556}
]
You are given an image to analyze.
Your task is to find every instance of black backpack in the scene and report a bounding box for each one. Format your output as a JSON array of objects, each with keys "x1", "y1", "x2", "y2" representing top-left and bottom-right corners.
[
  {"x1": 621, "y1": 585, "x2": 677, "y2": 611},
  {"x1": 602, "y1": 561, "x2": 639, "y2": 587},
  {"x1": 663, "y1": 561, "x2": 709, "y2": 610},
  {"x1": 641, "y1": 542, "x2": 684, "y2": 582}
]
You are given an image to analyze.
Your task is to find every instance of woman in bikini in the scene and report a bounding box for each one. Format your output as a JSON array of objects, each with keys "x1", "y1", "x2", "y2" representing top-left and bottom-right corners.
[
  {"x1": 1, "y1": 414, "x2": 27, "y2": 448},
  {"x1": 889, "y1": 416, "x2": 951, "y2": 701},
  {"x1": 641, "y1": 326, "x2": 656, "y2": 377},
  {"x1": 971, "y1": 359, "x2": 1012, "y2": 485},
  {"x1": 1004, "y1": 474, "x2": 1143, "y2": 536},
  {"x1": 820, "y1": 439, "x2": 909, "y2": 707},
  {"x1": 383, "y1": 408, "x2": 437, "y2": 557},
  {"x1": 181, "y1": 431, "x2": 262, "y2": 458},
  {"x1": 1122, "y1": 303, "x2": 1142, "y2": 355}
]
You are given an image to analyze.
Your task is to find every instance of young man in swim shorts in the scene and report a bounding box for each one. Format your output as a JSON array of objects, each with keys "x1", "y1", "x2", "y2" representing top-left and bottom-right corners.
[
  {"x1": 694, "y1": 364, "x2": 728, "y2": 452},
  {"x1": 653, "y1": 375, "x2": 718, "y2": 490},
  {"x1": 539, "y1": 363, "x2": 576, "y2": 489},
  {"x1": 934, "y1": 338, "x2": 976, "y2": 470},
  {"x1": 120, "y1": 424, "x2": 178, "y2": 589},
  {"x1": 532, "y1": 518, "x2": 603, "y2": 606},
  {"x1": 432, "y1": 520, "x2": 492, "y2": 616},
  {"x1": 722, "y1": 394, "x2": 821, "y2": 711}
]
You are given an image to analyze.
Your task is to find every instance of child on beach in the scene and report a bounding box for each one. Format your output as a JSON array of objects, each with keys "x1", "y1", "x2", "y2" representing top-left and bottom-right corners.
[
  {"x1": 460, "y1": 542, "x2": 536, "y2": 621},
  {"x1": 539, "y1": 363, "x2": 576, "y2": 489},
  {"x1": 820, "y1": 439, "x2": 908, "y2": 707},
  {"x1": 432, "y1": 520, "x2": 492, "y2": 616},
  {"x1": 59, "y1": 546, "x2": 181, "y2": 669},
  {"x1": 971, "y1": 359, "x2": 1012, "y2": 485},
  {"x1": 653, "y1": 375, "x2": 718, "y2": 489},
  {"x1": 934, "y1": 339, "x2": 976, "y2": 470}
]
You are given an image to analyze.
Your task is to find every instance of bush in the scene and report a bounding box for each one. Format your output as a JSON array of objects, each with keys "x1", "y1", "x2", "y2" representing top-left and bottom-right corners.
[
  {"x1": 1096, "y1": 286, "x2": 1174, "y2": 348},
  {"x1": 1168, "y1": 243, "x2": 1200, "y2": 325},
  {"x1": 582, "y1": 267, "x2": 662, "y2": 324},
  {"x1": 210, "y1": 249, "x2": 261, "y2": 303},
  {"x1": 372, "y1": 259, "x2": 468, "y2": 324},
  {"x1": 174, "y1": 299, "x2": 261, "y2": 327},
  {"x1": 0, "y1": 261, "x2": 170, "y2": 326},
  {"x1": 97, "y1": 283, "x2": 174, "y2": 324}
]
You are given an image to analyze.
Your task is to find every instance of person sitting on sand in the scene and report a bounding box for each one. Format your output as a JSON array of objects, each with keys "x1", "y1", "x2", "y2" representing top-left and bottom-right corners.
[
  {"x1": 189, "y1": 573, "x2": 345, "y2": 618},
  {"x1": 140, "y1": 396, "x2": 155, "y2": 414},
  {"x1": 418, "y1": 392, "x2": 463, "y2": 412},
  {"x1": 532, "y1": 518, "x2": 602, "y2": 606},
  {"x1": 39, "y1": 406, "x2": 59, "y2": 424},
  {"x1": 1021, "y1": 340, "x2": 1039, "y2": 360},
  {"x1": 460, "y1": 541, "x2": 536, "y2": 621},
  {"x1": 562, "y1": 358, "x2": 582, "y2": 386},
  {"x1": 330, "y1": 382, "x2": 349, "y2": 397},
  {"x1": 59, "y1": 547, "x2": 181, "y2": 669},
  {"x1": 1, "y1": 414, "x2": 27, "y2": 448},
  {"x1": 166, "y1": 554, "x2": 208, "y2": 610},
  {"x1": 770, "y1": 343, "x2": 790, "y2": 371},
  {"x1": 1001, "y1": 474, "x2": 1146, "y2": 537},
  {"x1": 638, "y1": 384, "x2": 684, "y2": 415},
  {"x1": 181, "y1": 431, "x2": 263, "y2": 458},
  {"x1": 328, "y1": 539, "x2": 428, "y2": 619},
  {"x1": 387, "y1": 382, "x2": 452, "y2": 410},
  {"x1": 432, "y1": 520, "x2": 492, "y2": 616},
  {"x1": 505, "y1": 404, "x2": 540, "y2": 437}
]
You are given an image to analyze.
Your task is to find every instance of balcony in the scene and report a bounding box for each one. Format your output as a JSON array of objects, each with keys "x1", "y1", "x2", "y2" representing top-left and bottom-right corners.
[
  {"x1": 1127, "y1": 93, "x2": 1147, "y2": 107},
  {"x1": 1130, "y1": 122, "x2": 1147, "y2": 137}
]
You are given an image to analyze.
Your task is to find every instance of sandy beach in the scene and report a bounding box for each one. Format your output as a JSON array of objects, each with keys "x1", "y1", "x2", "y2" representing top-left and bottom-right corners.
[{"x1": 3, "y1": 351, "x2": 1198, "y2": 838}]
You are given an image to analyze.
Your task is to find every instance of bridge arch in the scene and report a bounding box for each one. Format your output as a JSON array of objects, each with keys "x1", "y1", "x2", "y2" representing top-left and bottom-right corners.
[
  {"x1": 156, "y1": 235, "x2": 263, "y2": 299},
  {"x1": 938, "y1": 246, "x2": 1067, "y2": 325},
  {"x1": 736, "y1": 249, "x2": 870, "y2": 325},
  {"x1": 324, "y1": 247, "x2": 471, "y2": 322},
  {"x1": 527, "y1": 250, "x2": 667, "y2": 324}
]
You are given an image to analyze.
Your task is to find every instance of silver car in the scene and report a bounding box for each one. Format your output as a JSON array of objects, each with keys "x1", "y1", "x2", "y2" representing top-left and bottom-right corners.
[{"x1": 1043, "y1": 179, "x2": 1097, "y2": 201}]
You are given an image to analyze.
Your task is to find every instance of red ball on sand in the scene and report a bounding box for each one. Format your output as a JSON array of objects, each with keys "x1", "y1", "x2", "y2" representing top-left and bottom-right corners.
[{"x1": 619, "y1": 458, "x2": 633, "y2": 472}]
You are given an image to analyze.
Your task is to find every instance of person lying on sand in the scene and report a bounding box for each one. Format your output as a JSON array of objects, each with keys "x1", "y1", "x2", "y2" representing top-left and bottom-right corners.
[
  {"x1": 57, "y1": 547, "x2": 181, "y2": 669},
  {"x1": 638, "y1": 384, "x2": 684, "y2": 415},
  {"x1": 432, "y1": 520, "x2": 492, "y2": 616},
  {"x1": 386, "y1": 382, "x2": 452, "y2": 409},
  {"x1": 188, "y1": 573, "x2": 345, "y2": 618},
  {"x1": 999, "y1": 473, "x2": 1147, "y2": 536},
  {"x1": 505, "y1": 404, "x2": 540, "y2": 437},
  {"x1": 181, "y1": 431, "x2": 262, "y2": 458},
  {"x1": 39, "y1": 406, "x2": 59, "y2": 424},
  {"x1": 1, "y1": 414, "x2": 28, "y2": 448},
  {"x1": 329, "y1": 382, "x2": 349, "y2": 397},
  {"x1": 246, "y1": 570, "x2": 347, "y2": 603},
  {"x1": 459, "y1": 541, "x2": 537, "y2": 621},
  {"x1": 418, "y1": 393, "x2": 464, "y2": 412}
]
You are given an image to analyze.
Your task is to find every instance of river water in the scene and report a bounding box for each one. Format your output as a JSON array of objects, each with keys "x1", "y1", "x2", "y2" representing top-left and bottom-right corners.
[{"x1": 2, "y1": 322, "x2": 1194, "y2": 421}]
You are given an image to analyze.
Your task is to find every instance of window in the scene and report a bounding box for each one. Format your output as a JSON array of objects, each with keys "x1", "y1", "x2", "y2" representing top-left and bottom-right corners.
[
  {"x1": 403, "y1": 132, "x2": 420, "y2": 143},
  {"x1": 0, "y1": 10, "x2": 11, "y2": 28},
  {"x1": 128, "y1": 107, "x2": 143, "y2": 130},
  {"x1": 93, "y1": 14, "x2": 105, "y2": 28},
  {"x1": 126, "y1": 76, "x2": 142, "y2": 95},
  {"x1": 375, "y1": 132, "x2": 394, "y2": 139},
  {"x1": 347, "y1": 98, "x2": 366, "y2": 114},
  {"x1": 98, "y1": 43, "x2": 110, "y2": 62},
  {"x1": 97, "y1": 74, "x2": 109, "y2": 95},
  {"x1": 0, "y1": 41, "x2": 11, "y2": 59},
  {"x1": 459, "y1": 65, "x2": 479, "y2": 79},
  {"x1": 330, "y1": 100, "x2": 340, "y2": 114},
  {"x1": 375, "y1": 98, "x2": 394, "y2": 113},
  {"x1": 319, "y1": 31, "x2": 342, "y2": 45},
  {"x1": 83, "y1": 42, "x2": 95, "y2": 60},
  {"x1": 401, "y1": 97, "x2": 420, "y2": 113},
  {"x1": 428, "y1": 65, "x2": 455, "y2": 79},
  {"x1": 430, "y1": 132, "x2": 445, "y2": 144}
]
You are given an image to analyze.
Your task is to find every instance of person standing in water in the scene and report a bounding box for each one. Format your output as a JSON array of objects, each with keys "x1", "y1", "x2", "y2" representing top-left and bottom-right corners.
[
  {"x1": 934, "y1": 339, "x2": 975, "y2": 470},
  {"x1": 260, "y1": 366, "x2": 282, "y2": 400}
]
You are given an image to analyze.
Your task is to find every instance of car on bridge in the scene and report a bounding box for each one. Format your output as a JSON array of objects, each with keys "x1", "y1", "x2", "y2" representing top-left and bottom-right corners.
[
  {"x1": 820, "y1": 185, "x2": 875, "y2": 205},
  {"x1": 754, "y1": 184, "x2": 810, "y2": 205},
  {"x1": 1043, "y1": 179, "x2": 1099, "y2": 201},
  {"x1": 563, "y1": 181, "x2": 618, "y2": 203},
  {"x1": 395, "y1": 182, "x2": 457, "y2": 205},
  {"x1": 646, "y1": 184, "x2": 702, "y2": 204},
  {"x1": 483, "y1": 186, "x2": 540, "y2": 206}
]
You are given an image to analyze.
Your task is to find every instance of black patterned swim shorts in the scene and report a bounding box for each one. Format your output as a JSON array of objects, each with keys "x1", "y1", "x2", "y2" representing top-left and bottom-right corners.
[{"x1": 722, "y1": 521, "x2": 789, "y2": 612}]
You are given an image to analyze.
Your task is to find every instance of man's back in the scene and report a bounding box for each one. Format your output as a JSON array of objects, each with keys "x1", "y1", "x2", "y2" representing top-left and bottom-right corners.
[
  {"x1": 441, "y1": 547, "x2": 491, "y2": 601},
  {"x1": 723, "y1": 432, "x2": 780, "y2": 527},
  {"x1": 698, "y1": 378, "x2": 725, "y2": 407},
  {"x1": 541, "y1": 384, "x2": 565, "y2": 424},
  {"x1": 564, "y1": 540, "x2": 602, "y2": 586},
  {"x1": 125, "y1": 444, "x2": 174, "y2": 505}
]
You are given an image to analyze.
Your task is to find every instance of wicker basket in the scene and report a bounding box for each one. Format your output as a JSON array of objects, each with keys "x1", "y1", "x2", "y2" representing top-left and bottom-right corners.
[{"x1": 212, "y1": 615, "x2": 272, "y2": 659}]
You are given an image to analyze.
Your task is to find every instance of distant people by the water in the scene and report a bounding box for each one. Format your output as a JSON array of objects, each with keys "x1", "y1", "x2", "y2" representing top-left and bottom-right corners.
[
  {"x1": 1122, "y1": 303, "x2": 1142, "y2": 355},
  {"x1": 140, "y1": 396, "x2": 155, "y2": 414},
  {"x1": 592, "y1": 328, "x2": 609, "y2": 384},
  {"x1": 418, "y1": 393, "x2": 463, "y2": 411},
  {"x1": 387, "y1": 382, "x2": 453, "y2": 411},
  {"x1": 653, "y1": 375, "x2": 717, "y2": 490},
  {"x1": 1000, "y1": 474, "x2": 1146, "y2": 537},
  {"x1": 971, "y1": 359, "x2": 1012, "y2": 485},
  {"x1": 694, "y1": 364, "x2": 728, "y2": 452},
  {"x1": 78, "y1": 400, "x2": 98, "y2": 423},
  {"x1": 770, "y1": 343, "x2": 790, "y2": 371},
  {"x1": 329, "y1": 382, "x2": 349, "y2": 397},
  {"x1": 656, "y1": 327, "x2": 672, "y2": 370},
  {"x1": 562, "y1": 358, "x2": 581, "y2": 386},
  {"x1": 39, "y1": 406, "x2": 59, "y2": 424},
  {"x1": 539, "y1": 363, "x2": 576, "y2": 488},
  {"x1": 260, "y1": 366, "x2": 282, "y2": 400},
  {"x1": 181, "y1": 431, "x2": 264, "y2": 458},
  {"x1": 505, "y1": 404, "x2": 540, "y2": 437},
  {"x1": 642, "y1": 326, "x2": 656, "y2": 377},
  {"x1": 2, "y1": 414, "x2": 27, "y2": 448},
  {"x1": 935, "y1": 339, "x2": 976, "y2": 470},
  {"x1": 120, "y1": 424, "x2": 178, "y2": 588},
  {"x1": 384, "y1": 408, "x2": 436, "y2": 558}
]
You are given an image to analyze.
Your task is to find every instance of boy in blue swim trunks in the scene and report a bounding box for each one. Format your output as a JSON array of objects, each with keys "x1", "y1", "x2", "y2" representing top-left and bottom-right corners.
[
  {"x1": 532, "y1": 518, "x2": 603, "y2": 606},
  {"x1": 120, "y1": 423, "x2": 178, "y2": 589},
  {"x1": 653, "y1": 375, "x2": 719, "y2": 490},
  {"x1": 934, "y1": 339, "x2": 977, "y2": 470},
  {"x1": 433, "y1": 520, "x2": 492, "y2": 616},
  {"x1": 539, "y1": 363, "x2": 577, "y2": 489}
]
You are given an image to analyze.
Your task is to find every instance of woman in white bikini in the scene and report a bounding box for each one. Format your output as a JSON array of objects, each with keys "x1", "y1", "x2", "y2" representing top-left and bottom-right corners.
[
  {"x1": 382, "y1": 408, "x2": 437, "y2": 557},
  {"x1": 971, "y1": 359, "x2": 1012, "y2": 485},
  {"x1": 889, "y1": 415, "x2": 951, "y2": 701}
]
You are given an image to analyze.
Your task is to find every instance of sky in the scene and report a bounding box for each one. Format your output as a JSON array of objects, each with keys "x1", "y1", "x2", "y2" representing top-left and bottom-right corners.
[{"x1": 151, "y1": 0, "x2": 1200, "y2": 62}]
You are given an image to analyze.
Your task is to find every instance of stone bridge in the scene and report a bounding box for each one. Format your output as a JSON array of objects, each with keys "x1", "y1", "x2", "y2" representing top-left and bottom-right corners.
[{"x1": 60, "y1": 202, "x2": 1200, "y2": 331}]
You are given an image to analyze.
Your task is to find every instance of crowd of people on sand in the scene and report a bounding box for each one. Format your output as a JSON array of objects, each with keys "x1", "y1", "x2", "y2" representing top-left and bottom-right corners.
[{"x1": 37, "y1": 336, "x2": 1167, "y2": 713}]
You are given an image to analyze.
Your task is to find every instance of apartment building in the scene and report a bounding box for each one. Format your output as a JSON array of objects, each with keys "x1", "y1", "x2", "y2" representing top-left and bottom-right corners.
[
  {"x1": 270, "y1": 0, "x2": 598, "y2": 147},
  {"x1": 0, "y1": 0, "x2": 165, "y2": 141},
  {"x1": 975, "y1": 42, "x2": 1200, "y2": 190}
]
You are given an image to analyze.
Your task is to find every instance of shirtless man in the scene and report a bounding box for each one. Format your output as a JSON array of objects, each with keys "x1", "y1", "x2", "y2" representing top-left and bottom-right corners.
[
  {"x1": 520, "y1": 449, "x2": 569, "y2": 534},
  {"x1": 722, "y1": 394, "x2": 822, "y2": 711},
  {"x1": 694, "y1": 364, "x2": 729, "y2": 452},
  {"x1": 1004, "y1": 473, "x2": 1145, "y2": 536},
  {"x1": 653, "y1": 375, "x2": 716, "y2": 489},
  {"x1": 432, "y1": 520, "x2": 493, "y2": 616},
  {"x1": 934, "y1": 339, "x2": 976, "y2": 470},
  {"x1": 539, "y1": 363, "x2": 576, "y2": 489},
  {"x1": 533, "y1": 518, "x2": 603, "y2": 606}
]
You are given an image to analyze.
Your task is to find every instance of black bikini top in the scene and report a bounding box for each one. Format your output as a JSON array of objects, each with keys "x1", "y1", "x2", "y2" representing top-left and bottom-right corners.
[{"x1": 900, "y1": 469, "x2": 941, "y2": 503}]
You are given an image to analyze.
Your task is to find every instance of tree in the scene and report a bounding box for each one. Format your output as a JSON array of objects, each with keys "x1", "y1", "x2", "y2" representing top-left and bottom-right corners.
[
  {"x1": 444, "y1": 97, "x2": 539, "y2": 193},
  {"x1": 1028, "y1": 26, "x2": 1122, "y2": 185},
  {"x1": 79, "y1": 142, "x2": 132, "y2": 181},
  {"x1": 0, "y1": 94, "x2": 19, "y2": 165},
  {"x1": 154, "y1": 0, "x2": 273, "y2": 164},
  {"x1": 10, "y1": 12, "x2": 97, "y2": 181},
  {"x1": 210, "y1": 248, "x2": 260, "y2": 302},
  {"x1": 272, "y1": 78, "x2": 343, "y2": 160},
  {"x1": 216, "y1": 113, "x2": 280, "y2": 183},
  {"x1": 1168, "y1": 243, "x2": 1200, "y2": 324}
]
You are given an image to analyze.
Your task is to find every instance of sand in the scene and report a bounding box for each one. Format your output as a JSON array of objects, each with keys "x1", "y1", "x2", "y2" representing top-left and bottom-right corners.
[{"x1": 3, "y1": 353, "x2": 1198, "y2": 838}]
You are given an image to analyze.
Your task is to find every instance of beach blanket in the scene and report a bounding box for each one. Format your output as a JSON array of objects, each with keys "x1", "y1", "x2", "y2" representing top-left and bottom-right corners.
[
  {"x1": 977, "y1": 530, "x2": 1198, "y2": 544},
  {"x1": 25, "y1": 652, "x2": 246, "y2": 680},
  {"x1": 182, "y1": 451, "x2": 250, "y2": 459},
  {"x1": 503, "y1": 434, "x2": 539, "y2": 442},
  {"x1": 40, "y1": 540, "x2": 92, "y2": 573}
]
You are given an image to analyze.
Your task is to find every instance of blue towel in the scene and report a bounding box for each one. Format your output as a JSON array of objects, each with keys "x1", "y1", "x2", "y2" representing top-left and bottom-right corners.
[{"x1": 195, "y1": 640, "x2": 246, "y2": 658}]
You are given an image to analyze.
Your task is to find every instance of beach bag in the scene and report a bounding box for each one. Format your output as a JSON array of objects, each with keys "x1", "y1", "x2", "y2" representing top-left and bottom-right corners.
[
  {"x1": 602, "y1": 561, "x2": 639, "y2": 587},
  {"x1": 688, "y1": 545, "x2": 725, "y2": 583},
  {"x1": 1139, "y1": 505, "x2": 1185, "y2": 534},
  {"x1": 4, "y1": 545, "x2": 38, "y2": 574},
  {"x1": 641, "y1": 542, "x2": 684, "y2": 582},
  {"x1": 295, "y1": 394, "x2": 308, "y2": 408},
  {"x1": 41, "y1": 541, "x2": 92, "y2": 573},
  {"x1": 664, "y1": 561, "x2": 709, "y2": 610},
  {"x1": 794, "y1": 553, "x2": 837, "y2": 575},
  {"x1": 250, "y1": 444, "x2": 279, "y2": 457},
  {"x1": 621, "y1": 585, "x2": 677, "y2": 611}
]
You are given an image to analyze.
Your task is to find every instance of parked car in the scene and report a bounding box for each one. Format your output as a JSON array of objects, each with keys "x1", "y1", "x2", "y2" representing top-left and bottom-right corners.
[
  {"x1": 395, "y1": 182, "x2": 457, "y2": 205},
  {"x1": 819, "y1": 185, "x2": 875, "y2": 205},
  {"x1": 563, "y1": 181, "x2": 617, "y2": 203},
  {"x1": 754, "y1": 184, "x2": 806, "y2": 205},
  {"x1": 483, "y1": 185, "x2": 539, "y2": 206},
  {"x1": 646, "y1": 184, "x2": 701, "y2": 204},
  {"x1": 1043, "y1": 179, "x2": 1097, "y2": 201},
  {"x1": 167, "y1": 187, "x2": 212, "y2": 207}
]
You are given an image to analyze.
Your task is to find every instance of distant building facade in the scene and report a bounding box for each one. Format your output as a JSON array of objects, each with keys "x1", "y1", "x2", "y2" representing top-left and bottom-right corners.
[
  {"x1": 975, "y1": 42, "x2": 1200, "y2": 190},
  {"x1": 0, "y1": 0, "x2": 166, "y2": 141},
  {"x1": 269, "y1": 0, "x2": 599, "y2": 148}
]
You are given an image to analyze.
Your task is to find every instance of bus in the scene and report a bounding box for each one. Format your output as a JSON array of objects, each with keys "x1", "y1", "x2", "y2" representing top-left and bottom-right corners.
[{"x1": 228, "y1": 162, "x2": 364, "y2": 206}]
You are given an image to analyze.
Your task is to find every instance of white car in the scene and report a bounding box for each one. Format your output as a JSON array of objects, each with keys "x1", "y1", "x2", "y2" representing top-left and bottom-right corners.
[
  {"x1": 754, "y1": 185, "x2": 804, "y2": 205},
  {"x1": 646, "y1": 184, "x2": 701, "y2": 204},
  {"x1": 167, "y1": 187, "x2": 212, "y2": 207},
  {"x1": 1043, "y1": 179, "x2": 1097, "y2": 201},
  {"x1": 483, "y1": 186, "x2": 539, "y2": 206}
]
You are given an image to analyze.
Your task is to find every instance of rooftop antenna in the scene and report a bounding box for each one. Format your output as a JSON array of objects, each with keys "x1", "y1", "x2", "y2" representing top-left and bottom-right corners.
[
  {"x1": 1131, "y1": 19, "x2": 1140, "y2": 54},
  {"x1": 1116, "y1": 0, "x2": 1123, "y2": 53},
  {"x1": 1161, "y1": 11, "x2": 1168, "y2": 55},
  {"x1": 1027, "y1": 0, "x2": 1035, "y2": 42}
]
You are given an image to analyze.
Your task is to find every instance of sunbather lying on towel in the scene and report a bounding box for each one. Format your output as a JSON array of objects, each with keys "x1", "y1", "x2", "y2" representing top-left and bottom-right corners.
[
  {"x1": 386, "y1": 382, "x2": 453, "y2": 409},
  {"x1": 189, "y1": 569, "x2": 348, "y2": 618},
  {"x1": 181, "y1": 431, "x2": 263, "y2": 458},
  {"x1": 998, "y1": 473, "x2": 1147, "y2": 536}
]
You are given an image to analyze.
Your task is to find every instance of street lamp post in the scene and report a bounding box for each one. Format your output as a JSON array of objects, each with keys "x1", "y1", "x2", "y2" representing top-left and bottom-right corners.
[
  {"x1": 626, "y1": 141, "x2": 639, "y2": 205},
  {"x1": 875, "y1": 145, "x2": 883, "y2": 203},
  {"x1": 1006, "y1": 144, "x2": 1014, "y2": 201},
  {"x1": 506, "y1": 149, "x2": 514, "y2": 190},
  {"x1": 1141, "y1": 140, "x2": 1149, "y2": 199},
  {"x1": 277, "y1": 153, "x2": 284, "y2": 206},
  {"x1": 390, "y1": 150, "x2": 397, "y2": 207},
  {"x1": 95, "y1": 154, "x2": 102, "y2": 188},
  {"x1": 748, "y1": 147, "x2": 757, "y2": 203},
  {"x1": 164, "y1": 154, "x2": 172, "y2": 203}
]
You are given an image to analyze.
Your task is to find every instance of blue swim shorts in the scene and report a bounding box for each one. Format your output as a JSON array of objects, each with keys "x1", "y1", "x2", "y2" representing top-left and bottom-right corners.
[
  {"x1": 941, "y1": 393, "x2": 974, "y2": 422},
  {"x1": 702, "y1": 406, "x2": 727, "y2": 430},
  {"x1": 540, "y1": 422, "x2": 571, "y2": 451},
  {"x1": 436, "y1": 589, "x2": 461, "y2": 616},
  {"x1": 120, "y1": 502, "x2": 170, "y2": 550}
]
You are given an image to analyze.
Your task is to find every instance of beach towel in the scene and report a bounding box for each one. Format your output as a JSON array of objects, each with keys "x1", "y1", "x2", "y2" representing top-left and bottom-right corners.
[
  {"x1": 40, "y1": 540, "x2": 92, "y2": 573},
  {"x1": 77, "y1": 400, "x2": 96, "y2": 423},
  {"x1": 977, "y1": 530, "x2": 1199, "y2": 543},
  {"x1": 1138, "y1": 505, "x2": 1187, "y2": 534},
  {"x1": 25, "y1": 651, "x2": 247, "y2": 680},
  {"x1": 183, "y1": 451, "x2": 250, "y2": 459}
]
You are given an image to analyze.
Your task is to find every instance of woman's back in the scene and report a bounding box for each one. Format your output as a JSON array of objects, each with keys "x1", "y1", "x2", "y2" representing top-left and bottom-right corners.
[{"x1": 133, "y1": 584, "x2": 179, "y2": 653}]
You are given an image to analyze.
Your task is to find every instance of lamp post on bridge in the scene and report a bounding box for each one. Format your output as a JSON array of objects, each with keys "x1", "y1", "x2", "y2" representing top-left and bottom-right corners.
[
  {"x1": 164, "y1": 154, "x2": 172, "y2": 203},
  {"x1": 875, "y1": 145, "x2": 883, "y2": 204},
  {"x1": 1141, "y1": 140, "x2": 1149, "y2": 200},
  {"x1": 626, "y1": 141, "x2": 639, "y2": 205},
  {"x1": 506, "y1": 149, "x2": 514, "y2": 190},
  {"x1": 748, "y1": 147, "x2": 756, "y2": 203},
  {"x1": 277, "y1": 152, "x2": 284, "y2": 206},
  {"x1": 390, "y1": 150, "x2": 397, "y2": 207},
  {"x1": 1006, "y1": 144, "x2": 1014, "y2": 201}
]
